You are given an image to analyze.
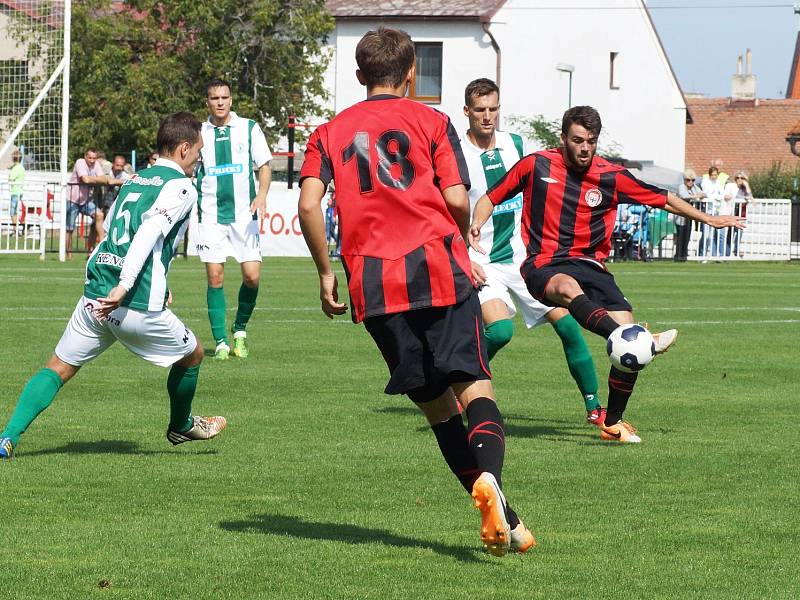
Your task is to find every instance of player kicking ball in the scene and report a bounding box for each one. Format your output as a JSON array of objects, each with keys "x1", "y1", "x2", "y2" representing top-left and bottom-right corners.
[
  {"x1": 298, "y1": 27, "x2": 534, "y2": 556},
  {"x1": 0, "y1": 113, "x2": 226, "y2": 459},
  {"x1": 470, "y1": 105, "x2": 744, "y2": 443},
  {"x1": 460, "y1": 78, "x2": 604, "y2": 426}
]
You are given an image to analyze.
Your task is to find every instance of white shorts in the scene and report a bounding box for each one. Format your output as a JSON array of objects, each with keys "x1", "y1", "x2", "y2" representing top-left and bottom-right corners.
[
  {"x1": 196, "y1": 219, "x2": 262, "y2": 264},
  {"x1": 476, "y1": 262, "x2": 554, "y2": 328},
  {"x1": 55, "y1": 297, "x2": 197, "y2": 368}
]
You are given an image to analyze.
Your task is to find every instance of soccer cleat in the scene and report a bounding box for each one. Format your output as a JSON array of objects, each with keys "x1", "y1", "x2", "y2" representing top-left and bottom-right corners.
[
  {"x1": 231, "y1": 330, "x2": 248, "y2": 359},
  {"x1": 471, "y1": 472, "x2": 511, "y2": 556},
  {"x1": 509, "y1": 520, "x2": 536, "y2": 554},
  {"x1": 214, "y1": 342, "x2": 230, "y2": 360},
  {"x1": 600, "y1": 420, "x2": 642, "y2": 444},
  {"x1": 586, "y1": 406, "x2": 607, "y2": 428},
  {"x1": 0, "y1": 437, "x2": 13, "y2": 459},
  {"x1": 652, "y1": 328, "x2": 678, "y2": 355},
  {"x1": 167, "y1": 415, "x2": 227, "y2": 445}
]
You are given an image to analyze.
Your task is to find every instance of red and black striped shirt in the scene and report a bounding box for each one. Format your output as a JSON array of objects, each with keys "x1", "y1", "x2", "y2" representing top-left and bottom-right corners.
[
  {"x1": 300, "y1": 95, "x2": 473, "y2": 323},
  {"x1": 486, "y1": 148, "x2": 667, "y2": 269}
]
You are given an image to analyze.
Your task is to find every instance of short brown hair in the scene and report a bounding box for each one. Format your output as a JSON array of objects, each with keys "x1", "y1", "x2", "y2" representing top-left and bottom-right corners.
[
  {"x1": 156, "y1": 112, "x2": 201, "y2": 154},
  {"x1": 355, "y1": 27, "x2": 415, "y2": 89},
  {"x1": 561, "y1": 105, "x2": 602, "y2": 136},
  {"x1": 464, "y1": 78, "x2": 499, "y2": 107},
  {"x1": 205, "y1": 77, "x2": 231, "y2": 96}
]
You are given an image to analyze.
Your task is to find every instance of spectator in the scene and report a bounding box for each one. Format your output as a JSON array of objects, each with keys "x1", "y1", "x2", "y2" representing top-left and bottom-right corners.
[
  {"x1": 8, "y1": 150, "x2": 25, "y2": 237},
  {"x1": 723, "y1": 170, "x2": 753, "y2": 258},
  {"x1": 675, "y1": 168, "x2": 705, "y2": 261},
  {"x1": 700, "y1": 166, "x2": 724, "y2": 257},
  {"x1": 324, "y1": 185, "x2": 338, "y2": 256},
  {"x1": 147, "y1": 151, "x2": 159, "y2": 167},
  {"x1": 103, "y1": 154, "x2": 134, "y2": 209},
  {"x1": 66, "y1": 148, "x2": 114, "y2": 259}
]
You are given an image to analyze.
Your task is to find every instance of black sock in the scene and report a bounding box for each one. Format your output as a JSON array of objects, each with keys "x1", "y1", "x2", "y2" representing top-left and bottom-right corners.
[
  {"x1": 431, "y1": 414, "x2": 480, "y2": 494},
  {"x1": 432, "y1": 412, "x2": 519, "y2": 529},
  {"x1": 606, "y1": 367, "x2": 638, "y2": 425},
  {"x1": 568, "y1": 294, "x2": 619, "y2": 338},
  {"x1": 466, "y1": 397, "x2": 505, "y2": 488}
]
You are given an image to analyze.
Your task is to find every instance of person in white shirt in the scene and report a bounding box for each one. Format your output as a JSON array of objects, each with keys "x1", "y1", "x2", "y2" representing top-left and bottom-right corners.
[{"x1": 196, "y1": 78, "x2": 273, "y2": 360}]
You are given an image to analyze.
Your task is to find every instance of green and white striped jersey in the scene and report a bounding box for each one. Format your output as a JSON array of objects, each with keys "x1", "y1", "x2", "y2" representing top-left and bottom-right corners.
[
  {"x1": 84, "y1": 159, "x2": 197, "y2": 311},
  {"x1": 196, "y1": 111, "x2": 272, "y2": 225},
  {"x1": 462, "y1": 131, "x2": 526, "y2": 266}
]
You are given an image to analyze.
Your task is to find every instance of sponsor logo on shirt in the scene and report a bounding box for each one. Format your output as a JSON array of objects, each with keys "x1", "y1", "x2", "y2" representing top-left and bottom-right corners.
[
  {"x1": 156, "y1": 208, "x2": 173, "y2": 224},
  {"x1": 485, "y1": 163, "x2": 504, "y2": 171},
  {"x1": 492, "y1": 196, "x2": 523, "y2": 215},
  {"x1": 132, "y1": 175, "x2": 164, "y2": 186},
  {"x1": 96, "y1": 252, "x2": 125, "y2": 268},
  {"x1": 585, "y1": 188, "x2": 602, "y2": 207},
  {"x1": 207, "y1": 163, "x2": 243, "y2": 177}
]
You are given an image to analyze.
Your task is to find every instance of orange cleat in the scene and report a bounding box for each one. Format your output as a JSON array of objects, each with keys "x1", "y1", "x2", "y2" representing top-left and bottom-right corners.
[
  {"x1": 510, "y1": 520, "x2": 536, "y2": 553},
  {"x1": 471, "y1": 472, "x2": 511, "y2": 556},
  {"x1": 600, "y1": 420, "x2": 642, "y2": 443}
]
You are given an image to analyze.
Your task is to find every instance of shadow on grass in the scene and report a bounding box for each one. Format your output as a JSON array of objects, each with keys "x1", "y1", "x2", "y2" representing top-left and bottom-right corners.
[
  {"x1": 21, "y1": 439, "x2": 199, "y2": 457},
  {"x1": 376, "y1": 405, "x2": 588, "y2": 440},
  {"x1": 218, "y1": 513, "x2": 485, "y2": 563}
]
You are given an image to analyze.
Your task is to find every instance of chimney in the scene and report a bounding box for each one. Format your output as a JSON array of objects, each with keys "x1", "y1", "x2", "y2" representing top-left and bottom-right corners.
[{"x1": 732, "y1": 48, "x2": 757, "y2": 100}]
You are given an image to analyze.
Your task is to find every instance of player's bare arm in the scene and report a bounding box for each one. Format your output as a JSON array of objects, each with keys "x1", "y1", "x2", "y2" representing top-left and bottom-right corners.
[
  {"x1": 442, "y1": 184, "x2": 470, "y2": 242},
  {"x1": 469, "y1": 194, "x2": 495, "y2": 254},
  {"x1": 250, "y1": 162, "x2": 272, "y2": 215},
  {"x1": 664, "y1": 191, "x2": 745, "y2": 230},
  {"x1": 298, "y1": 177, "x2": 347, "y2": 319}
]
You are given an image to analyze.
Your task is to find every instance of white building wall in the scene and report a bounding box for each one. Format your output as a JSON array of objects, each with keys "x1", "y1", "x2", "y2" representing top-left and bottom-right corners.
[
  {"x1": 322, "y1": 0, "x2": 686, "y2": 172},
  {"x1": 491, "y1": 0, "x2": 686, "y2": 171},
  {"x1": 329, "y1": 20, "x2": 494, "y2": 126}
]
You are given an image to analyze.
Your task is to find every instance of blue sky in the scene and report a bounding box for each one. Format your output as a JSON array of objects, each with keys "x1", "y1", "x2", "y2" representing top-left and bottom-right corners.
[{"x1": 646, "y1": 0, "x2": 796, "y2": 98}]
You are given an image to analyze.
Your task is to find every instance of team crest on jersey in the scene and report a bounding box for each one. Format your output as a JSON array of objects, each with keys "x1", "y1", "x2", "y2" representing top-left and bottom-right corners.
[{"x1": 584, "y1": 188, "x2": 602, "y2": 207}]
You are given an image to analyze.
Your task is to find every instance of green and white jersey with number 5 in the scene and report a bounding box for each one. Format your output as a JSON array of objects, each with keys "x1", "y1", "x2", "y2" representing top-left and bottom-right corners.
[
  {"x1": 462, "y1": 130, "x2": 526, "y2": 266},
  {"x1": 84, "y1": 159, "x2": 197, "y2": 311},
  {"x1": 196, "y1": 111, "x2": 272, "y2": 225}
]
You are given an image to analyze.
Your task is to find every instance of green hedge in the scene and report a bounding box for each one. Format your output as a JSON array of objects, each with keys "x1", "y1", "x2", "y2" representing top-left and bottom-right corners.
[{"x1": 749, "y1": 162, "x2": 800, "y2": 199}]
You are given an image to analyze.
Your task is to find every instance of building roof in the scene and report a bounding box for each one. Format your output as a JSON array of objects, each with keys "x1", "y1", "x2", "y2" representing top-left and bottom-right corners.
[
  {"x1": 325, "y1": 0, "x2": 506, "y2": 21},
  {"x1": 685, "y1": 97, "x2": 800, "y2": 173}
]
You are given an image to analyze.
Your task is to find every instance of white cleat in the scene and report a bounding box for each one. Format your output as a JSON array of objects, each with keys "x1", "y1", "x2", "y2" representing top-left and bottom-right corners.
[{"x1": 652, "y1": 328, "x2": 678, "y2": 354}]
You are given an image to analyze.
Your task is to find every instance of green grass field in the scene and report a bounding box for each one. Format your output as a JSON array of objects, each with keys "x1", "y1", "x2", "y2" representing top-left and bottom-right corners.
[{"x1": 0, "y1": 255, "x2": 798, "y2": 599}]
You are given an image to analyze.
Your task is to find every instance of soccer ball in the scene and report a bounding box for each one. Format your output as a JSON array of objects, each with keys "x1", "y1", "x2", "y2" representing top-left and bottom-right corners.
[{"x1": 606, "y1": 324, "x2": 655, "y2": 373}]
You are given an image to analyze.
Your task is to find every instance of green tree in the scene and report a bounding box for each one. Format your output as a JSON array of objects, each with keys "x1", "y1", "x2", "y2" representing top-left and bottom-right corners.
[
  {"x1": 508, "y1": 113, "x2": 623, "y2": 158},
  {"x1": 66, "y1": 0, "x2": 333, "y2": 161}
]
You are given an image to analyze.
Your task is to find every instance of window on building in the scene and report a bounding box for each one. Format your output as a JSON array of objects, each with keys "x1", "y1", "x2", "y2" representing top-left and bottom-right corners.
[
  {"x1": 609, "y1": 52, "x2": 620, "y2": 90},
  {"x1": 409, "y1": 42, "x2": 442, "y2": 103}
]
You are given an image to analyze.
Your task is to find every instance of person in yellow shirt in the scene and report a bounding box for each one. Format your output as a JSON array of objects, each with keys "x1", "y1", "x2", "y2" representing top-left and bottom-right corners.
[{"x1": 8, "y1": 150, "x2": 25, "y2": 237}]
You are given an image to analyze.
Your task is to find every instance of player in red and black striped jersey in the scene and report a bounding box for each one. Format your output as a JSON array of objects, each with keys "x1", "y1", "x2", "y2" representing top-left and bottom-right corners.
[
  {"x1": 470, "y1": 106, "x2": 743, "y2": 443},
  {"x1": 298, "y1": 27, "x2": 533, "y2": 556}
]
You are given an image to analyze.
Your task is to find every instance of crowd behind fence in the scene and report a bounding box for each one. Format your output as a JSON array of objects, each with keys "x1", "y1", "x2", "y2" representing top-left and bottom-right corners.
[{"x1": 1, "y1": 171, "x2": 799, "y2": 261}]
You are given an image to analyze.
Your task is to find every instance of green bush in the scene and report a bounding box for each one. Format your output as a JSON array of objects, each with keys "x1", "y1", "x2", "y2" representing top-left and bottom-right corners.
[{"x1": 749, "y1": 162, "x2": 800, "y2": 199}]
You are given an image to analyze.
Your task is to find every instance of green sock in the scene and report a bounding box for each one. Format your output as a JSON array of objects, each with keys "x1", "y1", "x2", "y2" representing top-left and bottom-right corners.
[
  {"x1": 207, "y1": 286, "x2": 228, "y2": 345},
  {"x1": 167, "y1": 364, "x2": 200, "y2": 432},
  {"x1": 484, "y1": 319, "x2": 514, "y2": 361},
  {"x1": 1, "y1": 368, "x2": 63, "y2": 445},
  {"x1": 552, "y1": 314, "x2": 601, "y2": 410},
  {"x1": 233, "y1": 283, "x2": 259, "y2": 332}
]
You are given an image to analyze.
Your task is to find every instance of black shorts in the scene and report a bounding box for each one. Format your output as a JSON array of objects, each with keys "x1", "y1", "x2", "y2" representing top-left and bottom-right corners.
[
  {"x1": 363, "y1": 290, "x2": 492, "y2": 403},
  {"x1": 522, "y1": 258, "x2": 632, "y2": 312}
]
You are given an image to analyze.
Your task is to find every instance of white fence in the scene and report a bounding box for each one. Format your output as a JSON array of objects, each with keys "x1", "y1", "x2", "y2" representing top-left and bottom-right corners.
[{"x1": 614, "y1": 199, "x2": 795, "y2": 262}]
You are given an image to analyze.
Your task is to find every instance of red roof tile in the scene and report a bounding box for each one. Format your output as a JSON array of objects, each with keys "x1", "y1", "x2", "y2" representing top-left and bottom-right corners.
[
  {"x1": 326, "y1": 0, "x2": 506, "y2": 20},
  {"x1": 685, "y1": 97, "x2": 800, "y2": 174}
]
